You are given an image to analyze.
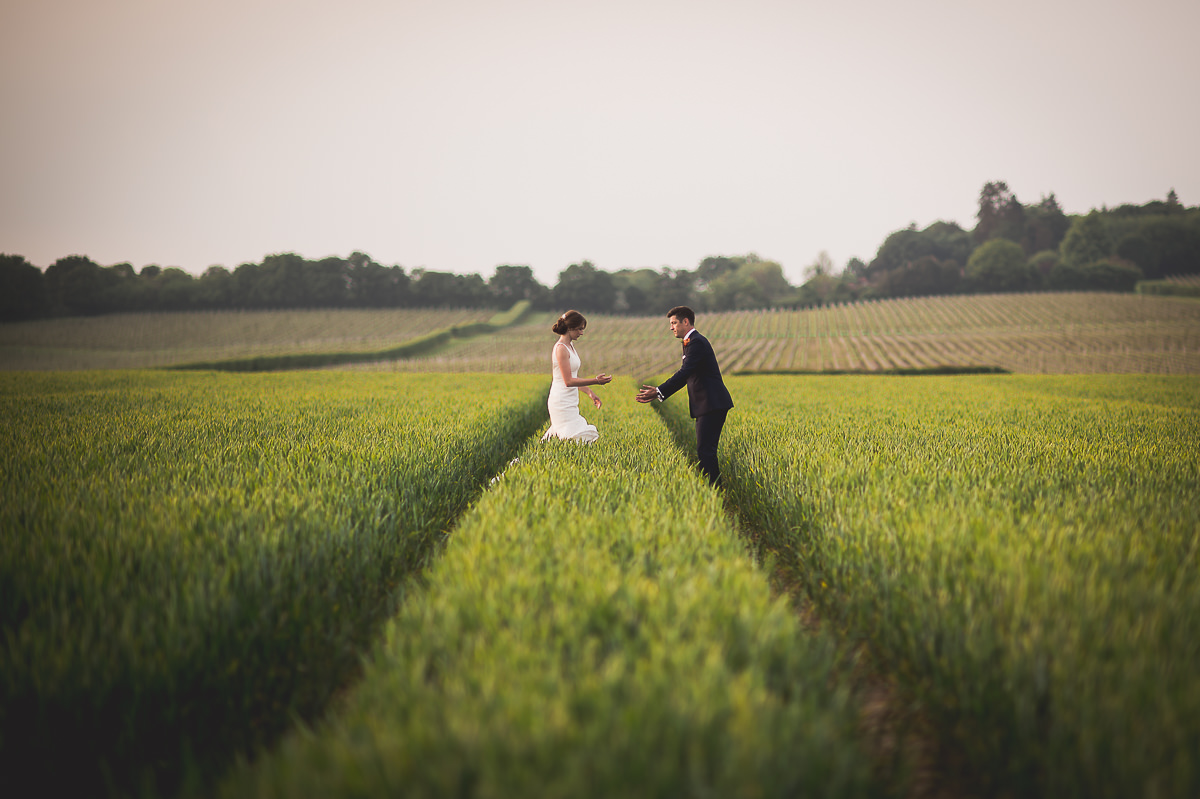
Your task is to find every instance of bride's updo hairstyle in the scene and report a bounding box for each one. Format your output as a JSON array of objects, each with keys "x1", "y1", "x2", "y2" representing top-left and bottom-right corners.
[{"x1": 552, "y1": 309, "x2": 587, "y2": 335}]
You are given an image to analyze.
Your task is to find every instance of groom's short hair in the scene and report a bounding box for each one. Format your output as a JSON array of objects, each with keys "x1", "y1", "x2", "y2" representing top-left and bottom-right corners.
[{"x1": 667, "y1": 306, "x2": 695, "y2": 324}]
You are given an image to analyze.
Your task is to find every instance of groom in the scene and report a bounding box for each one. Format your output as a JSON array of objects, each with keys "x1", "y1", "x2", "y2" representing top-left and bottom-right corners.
[{"x1": 636, "y1": 306, "x2": 734, "y2": 486}]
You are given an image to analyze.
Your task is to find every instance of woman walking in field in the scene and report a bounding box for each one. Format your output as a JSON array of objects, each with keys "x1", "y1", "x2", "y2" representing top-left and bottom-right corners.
[{"x1": 542, "y1": 310, "x2": 612, "y2": 444}]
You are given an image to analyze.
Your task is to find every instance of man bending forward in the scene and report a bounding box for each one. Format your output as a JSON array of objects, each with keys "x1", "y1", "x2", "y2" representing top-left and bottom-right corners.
[{"x1": 635, "y1": 306, "x2": 734, "y2": 486}]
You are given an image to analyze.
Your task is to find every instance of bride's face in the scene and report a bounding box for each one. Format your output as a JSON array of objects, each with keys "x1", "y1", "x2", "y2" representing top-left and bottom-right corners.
[{"x1": 569, "y1": 325, "x2": 585, "y2": 340}]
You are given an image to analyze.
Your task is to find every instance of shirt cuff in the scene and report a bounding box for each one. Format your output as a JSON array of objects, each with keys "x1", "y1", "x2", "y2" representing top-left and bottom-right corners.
[{"x1": 656, "y1": 388, "x2": 664, "y2": 401}]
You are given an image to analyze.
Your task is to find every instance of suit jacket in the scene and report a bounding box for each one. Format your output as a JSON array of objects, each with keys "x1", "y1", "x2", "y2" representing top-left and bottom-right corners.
[{"x1": 658, "y1": 331, "x2": 734, "y2": 418}]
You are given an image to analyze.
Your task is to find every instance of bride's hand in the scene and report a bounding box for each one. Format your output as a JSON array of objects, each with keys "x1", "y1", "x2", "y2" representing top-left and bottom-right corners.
[
  {"x1": 594, "y1": 373, "x2": 612, "y2": 385},
  {"x1": 592, "y1": 395, "x2": 603, "y2": 409}
]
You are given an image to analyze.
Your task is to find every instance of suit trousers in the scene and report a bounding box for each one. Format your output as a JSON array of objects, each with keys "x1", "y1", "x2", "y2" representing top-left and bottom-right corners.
[{"x1": 695, "y1": 409, "x2": 729, "y2": 486}]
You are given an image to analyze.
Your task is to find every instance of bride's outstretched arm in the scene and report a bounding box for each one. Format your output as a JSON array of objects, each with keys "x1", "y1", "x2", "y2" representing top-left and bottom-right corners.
[
  {"x1": 555, "y1": 344, "x2": 613, "y2": 388},
  {"x1": 568, "y1": 373, "x2": 612, "y2": 388}
]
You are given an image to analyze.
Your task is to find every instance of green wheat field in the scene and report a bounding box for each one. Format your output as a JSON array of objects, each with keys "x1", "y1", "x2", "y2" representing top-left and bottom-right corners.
[{"x1": 2, "y1": 292, "x2": 1198, "y2": 798}]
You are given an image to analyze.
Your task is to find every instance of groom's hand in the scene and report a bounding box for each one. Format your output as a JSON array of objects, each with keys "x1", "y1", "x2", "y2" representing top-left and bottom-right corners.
[{"x1": 635, "y1": 385, "x2": 659, "y2": 403}]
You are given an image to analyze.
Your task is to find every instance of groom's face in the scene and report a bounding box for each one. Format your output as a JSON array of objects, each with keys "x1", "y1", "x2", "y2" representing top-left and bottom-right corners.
[{"x1": 669, "y1": 315, "x2": 693, "y2": 339}]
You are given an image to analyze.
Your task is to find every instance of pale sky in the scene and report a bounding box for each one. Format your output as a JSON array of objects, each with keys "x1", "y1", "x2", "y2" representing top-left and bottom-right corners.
[{"x1": 3, "y1": 0, "x2": 1198, "y2": 286}]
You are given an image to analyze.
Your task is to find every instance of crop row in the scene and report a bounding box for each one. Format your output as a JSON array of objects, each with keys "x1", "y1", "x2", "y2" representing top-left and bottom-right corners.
[
  {"x1": 0, "y1": 370, "x2": 547, "y2": 796},
  {"x1": 216, "y1": 379, "x2": 878, "y2": 799},
  {"x1": 667, "y1": 374, "x2": 1200, "y2": 798}
]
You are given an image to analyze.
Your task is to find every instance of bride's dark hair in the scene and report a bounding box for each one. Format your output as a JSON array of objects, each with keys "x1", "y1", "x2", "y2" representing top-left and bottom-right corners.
[{"x1": 552, "y1": 309, "x2": 587, "y2": 335}]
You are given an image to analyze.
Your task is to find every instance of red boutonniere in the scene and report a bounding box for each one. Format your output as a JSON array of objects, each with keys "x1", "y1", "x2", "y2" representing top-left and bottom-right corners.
[{"x1": 682, "y1": 338, "x2": 690, "y2": 346}]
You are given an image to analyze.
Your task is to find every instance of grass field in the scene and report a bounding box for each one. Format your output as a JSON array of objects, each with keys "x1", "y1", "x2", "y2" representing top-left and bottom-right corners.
[
  {"x1": 2, "y1": 294, "x2": 1199, "y2": 797},
  {"x1": 0, "y1": 370, "x2": 546, "y2": 795},
  {"x1": 658, "y1": 374, "x2": 1200, "y2": 798},
  {"x1": 216, "y1": 381, "x2": 878, "y2": 799}
]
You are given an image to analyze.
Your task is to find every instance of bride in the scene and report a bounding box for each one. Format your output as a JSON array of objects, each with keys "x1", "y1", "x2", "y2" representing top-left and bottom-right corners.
[{"x1": 542, "y1": 310, "x2": 612, "y2": 444}]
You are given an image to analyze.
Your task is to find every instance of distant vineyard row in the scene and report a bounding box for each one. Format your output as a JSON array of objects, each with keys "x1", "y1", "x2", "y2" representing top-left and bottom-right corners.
[
  {"x1": 0, "y1": 307, "x2": 492, "y2": 370},
  {"x1": 2, "y1": 292, "x2": 1197, "y2": 375},
  {"x1": 365, "y1": 293, "x2": 1200, "y2": 377}
]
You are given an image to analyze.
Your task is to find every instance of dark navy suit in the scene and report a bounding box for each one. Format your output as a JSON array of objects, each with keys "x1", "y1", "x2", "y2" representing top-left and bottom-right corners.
[{"x1": 657, "y1": 331, "x2": 734, "y2": 485}]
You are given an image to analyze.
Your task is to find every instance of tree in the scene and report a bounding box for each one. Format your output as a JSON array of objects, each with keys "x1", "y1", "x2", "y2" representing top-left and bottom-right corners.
[
  {"x1": 306, "y1": 257, "x2": 350, "y2": 307},
  {"x1": 44, "y1": 255, "x2": 119, "y2": 315},
  {"x1": 612, "y1": 268, "x2": 661, "y2": 315},
  {"x1": 411, "y1": 269, "x2": 490, "y2": 308},
  {"x1": 695, "y1": 256, "x2": 739, "y2": 289},
  {"x1": 1130, "y1": 217, "x2": 1200, "y2": 278},
  {"x1": 964, "y1": 239, "x2": 1031, "y2": 293},
  {"x1": 1047, "y1": 260, "x2": 1090, "y2": 291},
  {"x1": 707, "y1": 269, "x2": 767, "y2": 310},
  {"x1": 868, "y1": 221, "x2": 972, "y2": 278},
  {"x1": 153, "y1": 268, "x2": 198, "y2": 311},
  {"x1": 655, "y1": 267, "x2": 700, "y2": 313},
  {"x1": 1022, "y1": 194, "x2": 1071, "y2": 254},
  {"x1": 876, "y1": 256, "x2": 962, "y2": 297},
  {"x1": 1028, "y1": 250, "x2": 1060, "y2": 285},
  {"x1": 1047, "y1": 257, "x2": 1142, "y2": 292},
  {"x1": 553, "y1": 261, "x2": 616, "y2": 312},
  {"x1": 795, "y1": 252, "x2": 840, "y2": 307},
  {"x1": 195, "y1": 266, "x2": 235, "y2": 308},
  {"x1": 1110, "y1": 190, "x2": 1187, "y2": 219},
  {"x1": 974, "y1": 181, "x2": 1026, "y2": 245},
  {"x1": 1114, "y1": 234, "x2": 1155, "y2": 277},
  {"x1": 1059, "y1": 211, "x2": 1113, "y2": 267},
  {"x1": 804, "y1": 251, "x2": 835, "y2": 281},
  {"x1": 0, "y1": 254, "x2": 48, "y2": 321},
  {"x1": 489, "y1": 265, "x2": 548, "y2": 307},
  {"x1": 455, "y1": 273, "x2": 490, "y2": 307},
  {"x1": 263, "y1": 253, "x2": 308, "y2": 307},
  {"x1": 844, "y1": 257, "x2": 868, "y2": 281},
  {"x1": 1085, "y1": 258, "x2": 1143, "y2": 292},
  {"x1": 865, "y1": 221, "x2": 972, "y2": 298},
  {"x1": 742, "y1": 257, "x2": 793, "y2": 306},
  {"x1": 232, "y1": 253, "x2": 309, "y2": 308},
  {"x1": 347, "y1": 252, "x2": 410, "y2": 307},
  {"x1": 702, "y1": 256, "x2": 792, "y2": 310}
]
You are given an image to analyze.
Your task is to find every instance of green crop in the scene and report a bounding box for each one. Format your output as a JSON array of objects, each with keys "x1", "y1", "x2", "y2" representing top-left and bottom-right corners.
[
  {"x1": 7, "y1": 366, "x2": 1198, "y2": 797},
  {"x1": 218, "y1": 379, "x2": 877, "y2": 799},
  {"x1": 0, "y1": 370, "x2": 546, "y2": 796},
  {"x1": 695, "y1": 373, "x2": 1200, "y2": 798}
]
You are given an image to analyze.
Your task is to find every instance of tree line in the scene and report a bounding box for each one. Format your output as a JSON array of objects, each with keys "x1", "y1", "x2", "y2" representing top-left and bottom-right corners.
[
  {"x1": 3, "y1": 184, "x2": 1198, "y2": 322},
  {"x1": 799, "y1": 185, "x2": 1200, "y2": 307}
]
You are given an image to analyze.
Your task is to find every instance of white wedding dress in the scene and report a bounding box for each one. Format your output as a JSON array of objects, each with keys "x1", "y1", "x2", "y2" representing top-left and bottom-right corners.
[{"x1": 541, "y1": 342, "x2": 599, "y2": 444}]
